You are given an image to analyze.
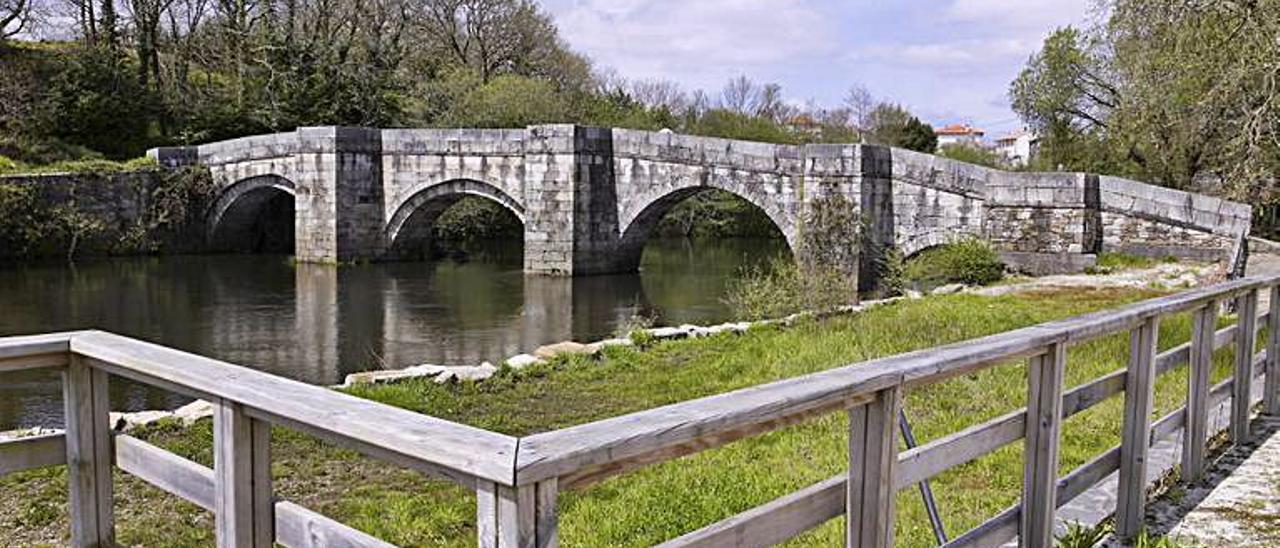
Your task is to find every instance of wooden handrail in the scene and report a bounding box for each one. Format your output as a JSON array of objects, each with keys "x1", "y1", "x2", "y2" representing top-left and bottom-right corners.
[
  {"x1": 4, "y1": 273, "x2": 1280, "y2": 547},
  {"x1": 515, "y1": 273, "x2": 1280, "y2": 486},
  {"x1": 68, "y1": 331, "x2": 518, "y2": 486}
]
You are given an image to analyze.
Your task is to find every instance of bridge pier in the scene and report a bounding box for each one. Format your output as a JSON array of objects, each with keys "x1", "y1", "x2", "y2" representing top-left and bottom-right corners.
[
  {"x1": 294, "y1": 127, "x2": 385, "y2": 263},
  {"x1": 150, "y1": 125, "x2": 1252, "y2": 283}
]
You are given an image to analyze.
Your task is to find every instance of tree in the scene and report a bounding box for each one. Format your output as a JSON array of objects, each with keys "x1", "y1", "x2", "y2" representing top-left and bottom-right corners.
[
  {"x1": 721, "y1": 75, "x2": 758, "y2": 115},
  {"x1": 1, "y1": 0, "x2": 32, "y2": 39},
  {"x1": 865, "y1": 103, "x2": 936, "y2": 152},
  {"x1": 1011, "y1": 1, "x2": 1280, "y2": 204},
  {"x1": 843, "y1": 84, "x2": 874, "y2": 136}
]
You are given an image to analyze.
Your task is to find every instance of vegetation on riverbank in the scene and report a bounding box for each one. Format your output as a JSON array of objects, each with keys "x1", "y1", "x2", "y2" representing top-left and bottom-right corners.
[
  {"x1": 0, "y1": 166, "x2": 216, "y2": 261},
  {"x1": 0, "y1": 285, "x2": 1248, "y2": 546}
]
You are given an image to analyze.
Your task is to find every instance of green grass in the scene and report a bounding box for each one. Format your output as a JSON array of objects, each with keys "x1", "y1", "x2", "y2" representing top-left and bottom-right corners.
[
  {"x1": 1086, "y1": 252, "x2": 1179, "y2": 275},
  {"x1": 0, "y1": 155, "x2": 157, "y2": 176},
  {"x1": 0, "y1": 287, "x2": 1252, "y2": 546}
]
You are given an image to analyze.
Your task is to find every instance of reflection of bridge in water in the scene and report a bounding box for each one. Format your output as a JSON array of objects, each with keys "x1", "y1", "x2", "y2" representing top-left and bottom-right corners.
[{"x1": 0, "y1": 255, "x2": 701, "y2": 429}]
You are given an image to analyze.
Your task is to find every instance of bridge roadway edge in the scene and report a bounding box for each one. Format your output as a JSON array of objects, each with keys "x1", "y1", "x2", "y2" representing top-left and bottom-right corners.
[{"x1": 146, "y1": 125, "x2": 1254, "y2": 285}]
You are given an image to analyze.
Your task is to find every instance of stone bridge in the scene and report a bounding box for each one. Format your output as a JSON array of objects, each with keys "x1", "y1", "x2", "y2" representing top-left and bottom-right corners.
[{"x1": 149, "y1": 125, "x2": 1253, "y2": 287}]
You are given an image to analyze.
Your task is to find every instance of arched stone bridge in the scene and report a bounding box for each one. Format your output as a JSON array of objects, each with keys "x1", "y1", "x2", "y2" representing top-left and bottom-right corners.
[{"x1": 149, "y1": 125, "x2": 1253, "y2": 287}]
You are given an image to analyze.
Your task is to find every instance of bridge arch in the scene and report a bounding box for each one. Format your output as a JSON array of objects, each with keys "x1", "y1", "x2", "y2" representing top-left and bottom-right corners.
[
  {"x1": 384, "y1": 179, "x2": 526, "y2": 259},
  {"x1": 207, "y1": 175, "x2": 296, "y2": 253},
  {"x1": 616, "y1": 182, "x2": 796, "y2": 271}
]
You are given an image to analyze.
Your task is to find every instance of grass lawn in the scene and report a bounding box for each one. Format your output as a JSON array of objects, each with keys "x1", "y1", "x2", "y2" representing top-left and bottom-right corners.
[{"x1": 0, "y1": 286, "x2": 1248, "y2": 547}]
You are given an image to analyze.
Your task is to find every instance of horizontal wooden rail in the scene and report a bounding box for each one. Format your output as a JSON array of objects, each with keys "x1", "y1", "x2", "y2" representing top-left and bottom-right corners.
[
  {"x1": 587, "y1": 316, "x2": 1272, "y2": 547},
  {"x1": 3, "y1": 273, "x2": 1279, "y2": 547},
  {"x1": 69, "y1": 331, "x2": 517, "y2": 486},
  {"x1": 516, "y1": 274, "x2": 1278, "y2": 488},
  {"x1": 0, "y1": 432, "x2": 65, "y2": 475}
]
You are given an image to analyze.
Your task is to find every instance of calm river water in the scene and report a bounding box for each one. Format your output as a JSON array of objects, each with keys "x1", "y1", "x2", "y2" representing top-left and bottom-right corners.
[{"x1": 0, "y1": 238, "x2": 786, "y2": 430}]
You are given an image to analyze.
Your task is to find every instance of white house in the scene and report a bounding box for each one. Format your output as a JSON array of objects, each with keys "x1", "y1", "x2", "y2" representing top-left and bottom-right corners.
[
  {"x1": 994, "y1": 129, "x2": 1039, "y2": 167},
  {"x1": 935, "y1": 124, "x2": 985, "y2": 148}
]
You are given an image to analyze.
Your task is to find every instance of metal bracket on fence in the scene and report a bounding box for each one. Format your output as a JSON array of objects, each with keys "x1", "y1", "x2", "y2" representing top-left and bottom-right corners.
[{"x1": 900, "y1": 409, "x2": 948, "y2": 545}]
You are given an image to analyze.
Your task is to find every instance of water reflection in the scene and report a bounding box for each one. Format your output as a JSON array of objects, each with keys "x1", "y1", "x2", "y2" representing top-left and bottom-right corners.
[{"x1": 0, "y1": 238, "x2": 786, "y2": 429}]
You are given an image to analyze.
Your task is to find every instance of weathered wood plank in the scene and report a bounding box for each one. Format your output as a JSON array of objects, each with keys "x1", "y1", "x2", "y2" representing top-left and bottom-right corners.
[
  {"x1": 658, "y1": 475, "x2": 845, "y2": 548},
  {"x1": 477, "y1": 482, "x2": 500, "y2": 548},
  {"x1": 847, "y1": 386, "x2": 902, "y2": 548},
  {"x1": 0, "y1": 352, "x2": 69, "y2": 373},
  {"x1": 274, "y1": 501, "x2": 396, "y2": 548},
  {"x1": 1182, "y1": 301, "x2": 1217, "y2": 482},
  {"x1": 535, "y1": 479, "x2": 559, "y2": 548},
  {"x1": 1116, "y1": 316, "x2": 1159, "y2": 538},
  {"x1": 897, "y1": 319, "x2": 1240, "y2": 490},
  {"x1": 497, "y1": 484, "x2": 536, "y2": 548},
  {"x1": 0, "y1": 432, "x2": 66, "y2": 474},
  {"x1": 70, "y1": 331, "x2": 516, "y2": 485},
  {"x1": 1057, "y1": 445, "x2": 1121, "y2": 506},
  {"x1": 1267, "y1": 285, "x2": 1280, "y2": 416},
  {"x1": 0, "y1": 331, "x2": 79, "y2": 360},
  {"x1": 1233, "y1": 290, "x2": 1259, "y2": 442},
  {"x1": 115, "y1": 434, "x2": 393, "y2": 548},
  {"x1": 215, "y1": 400, "x2": 273, "y2": 547},
  {"x1": 519, "y1": 274, "x2": 1280, "y2": 487},
  {"x1": 115, "y1": 433, "x2": 215, "y2": 509},
  {"x1": 896, "y1": 409, "x2": 1024, "y2": 490},
  {"x1": 944, "y1": 505, "x2": 1018, "y2": 548},
  {"x1": 1022, "y1": 344, "x2": 1065, "y2": 548},
  {"x1": 533, "y1": 379, "x2": 886, "y2": 489},
  {"x1": 63, "y1": 356, "x2": 114, "y2": 547}
]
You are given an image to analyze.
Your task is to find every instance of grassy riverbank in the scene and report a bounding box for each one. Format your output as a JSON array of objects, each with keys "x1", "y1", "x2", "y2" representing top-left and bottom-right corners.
[{"x1": 0, "y1": 286, "x2": 1245, "y2": 546}]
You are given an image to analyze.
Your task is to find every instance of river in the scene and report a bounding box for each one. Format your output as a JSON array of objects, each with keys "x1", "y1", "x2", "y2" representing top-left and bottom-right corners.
[{"x1": 0, "y1": 238, "x2": 787, "y2": 430}]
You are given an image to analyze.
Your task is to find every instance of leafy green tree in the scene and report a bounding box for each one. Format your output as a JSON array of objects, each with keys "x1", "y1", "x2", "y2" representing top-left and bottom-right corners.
[
  {"x1": 938, "y1": 145, "x2": 1004, "y2": 168},
  {"x1": 1011, "y1": 2, "x2": 1279, "y2": 204},
  {"x1": 866, "y1": 103, "x2": 936, "y2": 152}
]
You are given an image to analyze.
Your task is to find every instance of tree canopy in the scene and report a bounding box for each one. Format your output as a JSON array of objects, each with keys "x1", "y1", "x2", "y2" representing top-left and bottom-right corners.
[
  {"x1": 1011, "y1": 0, "x2": 1279, "y2": 204},
  {"x1": 0, "y1": 0, "x2": 941, "y2": 163}
]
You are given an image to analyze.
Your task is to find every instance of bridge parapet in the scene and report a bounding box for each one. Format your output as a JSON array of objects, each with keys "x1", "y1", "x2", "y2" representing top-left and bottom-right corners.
[{"x1": 149, "y1": 125, "x2": 1254, "y2": 282}]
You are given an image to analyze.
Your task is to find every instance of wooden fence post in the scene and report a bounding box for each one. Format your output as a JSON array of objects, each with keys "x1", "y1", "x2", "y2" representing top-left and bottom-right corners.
[
  {"x1": 1116, "y1": 316, "x2": 1159, "y2": 539},
  {"x1": 214, "y1": 400, "x2": 274, "y2": 547},
  {"x1": 1022, "y1": 343, "x2": 1065, "y2": 548},
  {"x1": 847, "y1": 384, "x2": 902, "y2": 548},
  {"x1": 63, "y1": 357, "x2": 115, "y2": 547},
  {"x1": 477, "y1": 480, "x2": 559, "y2": 548},
  {"x1": 1183, "y1": 300, "x2": 1217, "y2": 483},
  {"x1": 1233, "y1": 289, "x2": 1259, "y2": 442},
  {"x1": 1267, "y1": 285, "x2": 1280, "y2": 416}
]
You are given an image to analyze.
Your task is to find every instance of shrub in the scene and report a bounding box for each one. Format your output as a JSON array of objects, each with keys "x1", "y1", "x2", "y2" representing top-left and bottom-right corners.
[
  {"x1": 724, "y1": 257, "x2": 856, "y2": 320},
  {"x1": 904, "y1": 237, "x2": 1005, "y2": 288}
]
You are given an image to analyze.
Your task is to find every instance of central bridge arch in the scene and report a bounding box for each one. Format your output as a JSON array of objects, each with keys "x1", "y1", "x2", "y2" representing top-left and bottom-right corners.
[
  {"x1": 384, "y1": 179, "x2": 526, "y2": 259},
  {"x1": 615, "y1": 182, "x2": 796, "y2": 271}
]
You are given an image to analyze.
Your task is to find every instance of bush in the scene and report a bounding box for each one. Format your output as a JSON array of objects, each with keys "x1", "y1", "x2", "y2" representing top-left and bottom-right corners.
[
  {"x1": 724, "y1": 257, "x2": 857, "y2": 320},
  {"x1": 904, "y1": 237, "x2": 1005, "y2": 288}
]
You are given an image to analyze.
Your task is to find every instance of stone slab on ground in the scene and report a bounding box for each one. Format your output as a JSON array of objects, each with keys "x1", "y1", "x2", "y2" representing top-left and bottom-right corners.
[{"x1": 1165, "y1": 417, "x2": 1280, "y2": 547}]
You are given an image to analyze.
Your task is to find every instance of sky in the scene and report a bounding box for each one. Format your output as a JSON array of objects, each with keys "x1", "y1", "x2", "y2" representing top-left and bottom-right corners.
[{"x1": 542, "y1": 0, "x2": 1097, "y2": 137}]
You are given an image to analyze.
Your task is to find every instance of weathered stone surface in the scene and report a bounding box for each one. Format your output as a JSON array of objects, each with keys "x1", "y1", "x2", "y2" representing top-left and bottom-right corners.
[
  {"x1": 533, "y1": 341, "x2": 598, "y2": 359},
  {"x1": 150, "y1": 125, "x2": 1252, "y2": 282},
  {"x1": 505, "y1": 353, "x2": 544, "y2": 369},
  {"x1": 433, "y1": 362, "x2": 498, "y2": 383},
  {"x1": 930, "y1": 283, "x2": 966, "y2": 295}
]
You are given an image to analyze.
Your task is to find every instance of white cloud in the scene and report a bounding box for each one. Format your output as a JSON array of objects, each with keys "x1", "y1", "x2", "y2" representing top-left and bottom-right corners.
[
  {"x1": 545, "y1": 0, "x2": 838, "y2": 88},
  {"x1": 944, "y1": 0, "x2": 1090, "y2": 30}
]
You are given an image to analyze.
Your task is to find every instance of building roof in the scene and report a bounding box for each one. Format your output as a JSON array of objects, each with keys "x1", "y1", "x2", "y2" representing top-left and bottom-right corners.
[{"x1": 935, "y1": 124, "x2": 985, "y2": 137}]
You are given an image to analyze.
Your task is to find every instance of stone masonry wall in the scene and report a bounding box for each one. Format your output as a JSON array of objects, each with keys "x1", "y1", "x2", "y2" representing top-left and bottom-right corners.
[{"x1": 152, "y1": 125, "x2": 1254, "y2": 282}]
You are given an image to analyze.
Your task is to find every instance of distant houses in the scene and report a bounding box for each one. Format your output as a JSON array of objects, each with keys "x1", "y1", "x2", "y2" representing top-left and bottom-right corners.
[
  {"x1": 935, "y1": 124, "x2": 985, "y2": 148},
  {"x1": 933, "y1": 123, "x2": 1039, "y2": 168},
  {"x1": 993, "y1": 129, "x2": 1040, "y2": 167}
]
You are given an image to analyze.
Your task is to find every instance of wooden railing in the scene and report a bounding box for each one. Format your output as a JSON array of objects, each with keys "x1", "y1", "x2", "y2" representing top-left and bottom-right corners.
[{"x1": 3, "y1": 273, "x2": 1280, "y2": 547}]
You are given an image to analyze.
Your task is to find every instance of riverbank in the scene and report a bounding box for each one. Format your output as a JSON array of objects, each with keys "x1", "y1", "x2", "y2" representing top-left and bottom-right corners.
[{"x1": 0, "y1": 281, "x2": 1247, "y2": 547}]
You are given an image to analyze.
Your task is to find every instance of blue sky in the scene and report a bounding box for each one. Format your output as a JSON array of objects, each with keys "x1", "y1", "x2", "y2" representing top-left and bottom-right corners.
[{"x1": 542, "y1": 0, "x2": 1096, "y2": 136}]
